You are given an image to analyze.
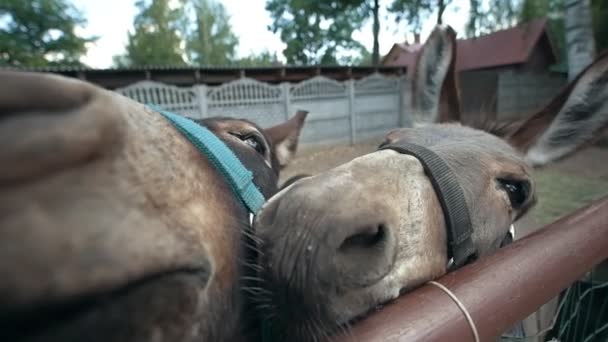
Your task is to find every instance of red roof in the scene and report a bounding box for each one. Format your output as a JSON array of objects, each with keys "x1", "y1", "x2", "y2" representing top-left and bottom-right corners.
[
  {"x1": 383, "y1": 18, "x2": 555, "y2": 72},
  {"x1": 383, "y1": 43, "x2": 422, "y2": 68}
]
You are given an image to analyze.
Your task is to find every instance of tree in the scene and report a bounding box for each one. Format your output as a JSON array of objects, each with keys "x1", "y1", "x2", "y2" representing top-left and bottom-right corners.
[
  {"x1": 565, "y1": 0, "x2": 596, "y2": 80},
  {"x1": 372, "y1": 0, "x2": 380, "y2": 65},
  {"x1": 265, "y1": 0, "x2": 368, "y2": 65},
  {"x1": 184, "y1": 0, "x2": 238, "y2": 66},
  {"x1": 437, "y1": 0, "x2": 448, "y2": 24},
  {"x1": 465, "y1": 0, "x2": 520, "y2": 38},
  {"x1": 112, "y1": 54, "x2": 131, "y2": 68},
  {"x1": 516, "y1": 0, "x2": 602, "y2": 78},
  {"x1": 354, "y1": 46, "x2": 373, "y2": 65},
  {"x1": 591, "y1": 0, "x2": 608, "y2": 53},
  {"x1": 388, "y1": 0, "x2": 454, "y2": 37},
  {"x1": 0, "y1": 0, "x2": 97, "y2": 67},
  {"x1": 234, "y1": 50, "x2": 278, "y2": 67},
  {"x1": 119, "y1": 0, "x2": 186, "y2": 66},
  {"x1": 518, "y1": 0, "x2": 567, "y2": 72}
]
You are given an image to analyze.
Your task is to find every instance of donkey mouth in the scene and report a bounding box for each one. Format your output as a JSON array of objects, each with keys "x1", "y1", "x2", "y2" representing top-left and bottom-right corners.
[{"x1": 0, "y1": 267, "x2": 209, "y2": 341}]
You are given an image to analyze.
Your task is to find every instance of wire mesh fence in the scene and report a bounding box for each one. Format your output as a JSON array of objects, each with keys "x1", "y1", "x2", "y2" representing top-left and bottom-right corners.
[{"x1": 500, "y1": 274, "x2": 608, "y2": 342}]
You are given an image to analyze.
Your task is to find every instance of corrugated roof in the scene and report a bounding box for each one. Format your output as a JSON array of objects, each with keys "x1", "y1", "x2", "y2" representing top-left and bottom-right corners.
[
  {"x1": 396, "y1": 42, "x2": 423, "y2": 53},
  {"x1": 0, "y1": 64, "x2": 407, "y2": 89},
  {"x1": 0, "y1": 64, "x2": 404, "y2": 73},
  {"x1": 456, "y1": 18, "x2": 551, "y2": 71},
  {"x1": 0, "y1": 64, "x2": 290, "y2": 72},
  {"x1": 383, "y1": 18, "x2": 555, "y2": 72},
  {"x1": 381, "y1": 43, "x2": 422, "y2": 67}
]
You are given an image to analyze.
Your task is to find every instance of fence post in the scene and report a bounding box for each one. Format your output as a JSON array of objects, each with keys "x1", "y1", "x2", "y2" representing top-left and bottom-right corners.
[
  {"x1": 194, "y1": 84, "x2": 208, "y2": 119},
  {"x1": 348, "y1": 79, "x2": 356, "y2": 145},
  {"x1": 398, "y1": 75, "x2": 405, "y2": 127},
  {"x1": 281, "y1": 82, "x2": 291, "y2": 121}
]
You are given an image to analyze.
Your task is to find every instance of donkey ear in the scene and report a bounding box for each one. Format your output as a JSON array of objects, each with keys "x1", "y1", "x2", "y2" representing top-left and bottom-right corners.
[
  {"x1": 411, "y1": 25, "x2": 461, "y2": 123},
  {"x1": 266, "y1": 110, "x2": 308, "y2": 168},
  {"x1": 505, "y1": 51, "x2": 608, "y2": 167}
]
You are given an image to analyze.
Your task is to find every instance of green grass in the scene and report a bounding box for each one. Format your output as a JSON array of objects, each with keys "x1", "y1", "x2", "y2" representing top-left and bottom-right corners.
[{"x1": 530, "y1": 170, "x2": 608, "y2": 226}]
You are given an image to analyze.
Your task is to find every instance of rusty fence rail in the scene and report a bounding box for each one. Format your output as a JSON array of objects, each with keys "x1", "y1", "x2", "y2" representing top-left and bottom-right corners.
[{"x1": 333, "y1": 195, "x2": 608, "y2": 342}]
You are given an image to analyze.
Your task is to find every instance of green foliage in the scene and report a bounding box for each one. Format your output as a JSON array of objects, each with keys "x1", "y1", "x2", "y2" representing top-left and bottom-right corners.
[
  {"x1": 530, "y1": 169, "x2": 608, "y2": 226},
  {"x1": 353, "y1": 46, "x2": 373, "y2": 65},
  {"x1": 519, "y1": 0, "x2": 566, "y2": 70},
  {"x1": 234, "y1": 50, "x2": 278, "y2": 67},
  {"x1": 112, "y1": 54, "x2": 132, "y2": 68},
  {"x1": 592, "y1": 0, "x2": 608, "y2": 53},
  {"x1": 265, "y1": 0, "x2": 369, "y2": 65},
  {"x1": 116, "y1": 0, "x2": 241, "y2": 67},
  {"x1": 389, "y1": 0, "x2": 453, "y2": 34},
  {"x1": 0, "y1": 0, "x2": 97, "y2": 67},
  {"x1": 118, "y1": 0, "x2": 187, "y2": 67},
  {"x1": 463, "y1": 0, "x2": 605, "y2": 74},
  {"x1": 465, "y1": 0, "x2": 521, "y2": 38},
  {"x1": 185, "y1": 0, "x2": 238, "y2": 66},
  {"x1": 519, "y1": 0, "x2": 561, "y2": 20}
]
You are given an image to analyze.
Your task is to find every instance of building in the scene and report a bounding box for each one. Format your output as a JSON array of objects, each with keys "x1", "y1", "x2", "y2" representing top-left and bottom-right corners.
[
  {"x1": 383, "y1": 18, "x2": 558, "y2": 73},
  {"x1": 383, "y1": 18, "x2": 566, "y2": 121}
]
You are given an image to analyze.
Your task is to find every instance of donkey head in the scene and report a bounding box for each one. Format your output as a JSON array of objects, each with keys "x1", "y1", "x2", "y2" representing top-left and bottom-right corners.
[
  {"x1": 0, "y1": 70, "x2": 306, "y2": 342},
  {"x1": 252, "y1": 25, "x2": 608, "y2": 341}
]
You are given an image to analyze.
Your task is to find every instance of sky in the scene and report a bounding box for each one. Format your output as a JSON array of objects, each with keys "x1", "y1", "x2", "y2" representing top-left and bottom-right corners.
[{"x1": 74, "y1": 0, "x2": 471, "y2": 69}]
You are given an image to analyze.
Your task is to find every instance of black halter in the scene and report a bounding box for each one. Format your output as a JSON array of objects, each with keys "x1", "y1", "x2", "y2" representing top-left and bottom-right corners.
[{"x1": 378, "y1": 141, "x2": 476, "y2": 270}]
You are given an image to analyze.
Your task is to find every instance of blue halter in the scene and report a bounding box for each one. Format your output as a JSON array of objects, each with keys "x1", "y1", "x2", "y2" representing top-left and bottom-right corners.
[{"x1": 150, "y1": 105, "x2": 266, "y2": 214}]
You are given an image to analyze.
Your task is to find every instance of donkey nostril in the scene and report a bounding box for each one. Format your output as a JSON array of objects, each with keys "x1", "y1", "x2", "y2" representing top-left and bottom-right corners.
[
  {"x1": 339, "y1": 224, "x2": 387, "y2": 252},
  {"x1": 331, "y1": 223, "x2": 396, "y2": 289}
]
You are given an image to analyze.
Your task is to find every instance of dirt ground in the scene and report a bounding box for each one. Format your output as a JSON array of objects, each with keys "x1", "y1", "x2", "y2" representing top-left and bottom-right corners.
[
  {"x1": 282, "y1": 139, "x2": 608, "y2": 237},
  {"x1": 281, "y1": 137, "x2": 383, "y2": 181}
]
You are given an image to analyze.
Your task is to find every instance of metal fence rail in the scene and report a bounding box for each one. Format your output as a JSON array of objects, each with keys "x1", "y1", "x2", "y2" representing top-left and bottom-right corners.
[{"x1": 332, "y1": 196, "x2": 608, "y2": 342}]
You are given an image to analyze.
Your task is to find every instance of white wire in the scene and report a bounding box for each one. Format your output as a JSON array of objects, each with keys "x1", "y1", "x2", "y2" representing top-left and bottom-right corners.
[
  {"x1": 582, "y1": 321, "x2": 608, "y2": 342},
  {"x1": 429, "y1": 280, "x2": 480, "y2": 342},
  {"x1": 530, "y1": 279, "x2": 608, "y2": 338},
  {"x1": 556, "y1": 279, "x2": 608, "y2": 338}
]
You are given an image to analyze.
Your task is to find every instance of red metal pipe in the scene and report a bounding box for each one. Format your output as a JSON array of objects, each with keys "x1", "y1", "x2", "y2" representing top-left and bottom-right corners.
[{"x1": 332, "y1": 195, "x2": 608, "y2": 342}]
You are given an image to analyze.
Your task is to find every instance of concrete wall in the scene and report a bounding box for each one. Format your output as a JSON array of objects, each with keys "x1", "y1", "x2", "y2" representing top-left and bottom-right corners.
[
  {"x1": 116, "y1": 69, "x2": 568, "y2": 146},
  {"x1": 116, "y1": 73, "x2": 409, "y2": 147}
]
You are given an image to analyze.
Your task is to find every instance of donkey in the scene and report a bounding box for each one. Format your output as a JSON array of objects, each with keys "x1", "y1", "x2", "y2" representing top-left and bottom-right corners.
[
  {"x1": 0, "y1": 70, "x2": 307, "y2": 342},
  {"x1": 252, "y1": 25, "x2": 608, "y2": 341},
  {"x1": 279, "y1": 173, "x2": 312, "y2": 190}
]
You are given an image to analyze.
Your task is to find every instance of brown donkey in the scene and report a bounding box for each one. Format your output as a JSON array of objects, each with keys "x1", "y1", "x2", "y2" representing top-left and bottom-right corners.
[
  {"x1": 252, "y1": 25, "x2": 608, "y2": 341},
  {"x1": 0, "y1": 70, "x2": 307, "y2": 342}
]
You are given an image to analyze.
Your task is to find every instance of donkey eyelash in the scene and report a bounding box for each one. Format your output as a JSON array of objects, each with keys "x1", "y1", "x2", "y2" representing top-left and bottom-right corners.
[
  {"x1": 229, "y1": 131, "x2": 267, "y2": 155},
  {"x1": 496, "y1": 178, "x2": 531, "y2": 210}
]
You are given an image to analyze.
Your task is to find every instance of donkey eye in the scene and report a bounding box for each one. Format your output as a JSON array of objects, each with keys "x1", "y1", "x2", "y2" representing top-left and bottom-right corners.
[
  {"x1": 242, "y1": 134, "x2": 266, "y2": 155},
  {"x1": 228, "y1": 131, "x2": 267, "y2": 156},
  {"x1": 497, "y1": 178, "x2": 530, "y2": 209}
]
